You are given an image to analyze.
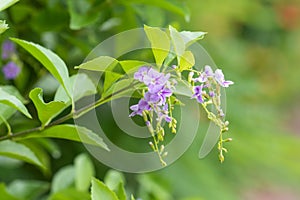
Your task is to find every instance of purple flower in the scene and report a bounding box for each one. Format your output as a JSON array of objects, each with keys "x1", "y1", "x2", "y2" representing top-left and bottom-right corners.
[
  {"x1": 2, "y1": 61, "x2": 20, "y2": 80},
  {"x1": 129, "y1": 99, "x2": 151, "y2": 117},
  {"x1": 2, "y1": 40, "x2": 16, "y2": 60},
  {"x1": 192, "y1": 85, "x2": 204, "y2": 103},
  {"x1": 194, "y1": 65, "x2": 214, "y2": 83},
  {"x1": 134, "y1": 66, "x2": 150, "y2": 82},
  {"x1": 214, "y1": 69, "x2": 234, "y2": 87}
]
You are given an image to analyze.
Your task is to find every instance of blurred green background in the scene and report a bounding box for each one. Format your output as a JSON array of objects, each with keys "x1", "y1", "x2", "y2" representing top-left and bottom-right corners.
[{"x1": 1, "y1": 0, "x2": 300, "y2": 199}]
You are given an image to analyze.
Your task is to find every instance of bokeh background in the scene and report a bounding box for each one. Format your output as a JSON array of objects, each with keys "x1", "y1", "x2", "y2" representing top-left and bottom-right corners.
[{"x1": 1, "y1": 0, "x2": 300, "y2": 199}]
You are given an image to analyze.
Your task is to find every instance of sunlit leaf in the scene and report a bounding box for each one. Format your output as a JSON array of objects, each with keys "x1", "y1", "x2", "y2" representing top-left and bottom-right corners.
[
  {"x1": 0, "y1": 0, "x2": 19, "y2": 12},
  {"x1": 51, "y1": 165, "x2": 75, "y2": 193},
  {"x1": 0, "y1": 20, "x2": 9, "y2": 34},
  {"x1": 11, "y1": 38, "x2": 72, "y2": 98},
  {"x1": 49, "y1": 188, "x2": 90, "y2": 200},
  {"x1": 17, "y1": 124, "x2": 109, "y2": 151},
  {"x1": 144, "y1": 25, "x2": 170, "y2": 67},
  {"x1": 179, "y1": 51, "x2": 195, "y2": 71},
  {"x1": 75, "y1": 154, "x2": 95, "y2": 192},
  {"x1": 104, "y1": 71, "x2": 123, "y2": 92},
  {"x1": 0, "y1": 88, "x2": 31, "y2": 119},
  {"x1": 55, "y1": 73, "x2": 97, "y2": 105},
  {"x1": 119, "y1": 60, "x2": 150, "y2": 73},
  {"x1": 180, "y1": 31, "x2": 207, "y2": 47},
  {"x1": 29, "y1": 88, "x2": 66, "y2": 126},
  {"x1": 104, "y1": 170, "x2": 126, "y2": 200},
  {"x1": 0, "y1": 183, "x2": 19, "y2": 200},
  {"x1": 169, "y1": 25, "x2": 185, "y2": 64},
  {"x1": 91, "y1": 177, "x2": 119, "y2": 200},
  {"x1": 75, "y1": 56, "x2": 118, "y2": 72},
  {"x1": 0, "y1": 140, "x2": 44, "y2": 169},
  {"x1": 7, "y1": 180, "x2": 49, "y2": 200}
]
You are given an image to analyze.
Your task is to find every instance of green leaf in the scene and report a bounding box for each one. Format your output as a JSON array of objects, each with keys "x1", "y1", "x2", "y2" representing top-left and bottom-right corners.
[
  {"x1": 144, "y1": 25, "x2": 170, "y2": 67},
  {"x1": 119, "y1": 60, "x2": 149, "y2": 73},
  {"x1": 30, "y1": 88, "x2": 66, "y2": 126},
  {"x1": 131, "y1": 195, "x2": 136, "y2": 200},
  {"x1": 91, "y1": 177, "x2": 119, "y2": 200},
  {"x1": 67, "y1": 0, "x2": 102, "y2": 30},
  {"x1": 0, "y1": 140, "x2": 44, "y2": 169},
  {"x1": 10, "y1": 38, "x2": 72, "y2": 99},
  {"x1": 49, "y1": 188, "x2": 90, "y2": 200},
  {"x1": 179, "y1": 51, "x2": 195, "y2": 72},
  {"x1": 0, "y1": 85, "x2": 27, "y2": 125},
  {"x1": 0, "y1": 183, "x2": 19, "y2": 200},
  {"x1": 104, "y1": 71, "x2": 123, "y2": 92},
  {"x1": 180, "y1": 31, "x2": 207, "y2": 47},
  {"x1": 51, "y1": 165, "x2": 75, "y2": 193},
  {"x1": 169, "y1": 25, "x2": 185, "y2": 64},
  {"x1": 18, "y1": 124, "x2": 109, "y2": 151},
  {"x1": 0, "y1": 20, "x2": 9, "y2": 34},
  {"x1": 7, "y1": 180, "x2": 49, "y2": 200},
  {"x1": 55, "y1": 73, "x2": 97, "y2": 104},
  {"x1": 75, "y1": 56, "x2": 118, "y2": 72},
  {"x1": 104, "y1": 170, "x2": 126, "y2": 200},
  {"x1": 0, "y1": 88, "x2": 31, "y2": 118},
  {"x1": 0, "y1": 0, "x2": 19, "y2": 12},
  {"x1": 75, "y1": 154, "x2": 95, "y2": 192}
]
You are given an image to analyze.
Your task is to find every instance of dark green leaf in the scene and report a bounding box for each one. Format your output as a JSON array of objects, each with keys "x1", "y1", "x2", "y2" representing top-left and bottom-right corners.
[
  {"x1": 30, "y1": 88, "x2": 66, "y2": 126},
  {"x1": 75, "y1": 154, "x2": 95, "y2": 192},
  {"x1": 91, "y1": 177, "x2": 119, "y2": 200},
  {"x1": 11, "y1": 38, "x2": 72, "y2": 99},
  {"x1": 0, "y1": 140, "x2": 45, "y2": 169}
]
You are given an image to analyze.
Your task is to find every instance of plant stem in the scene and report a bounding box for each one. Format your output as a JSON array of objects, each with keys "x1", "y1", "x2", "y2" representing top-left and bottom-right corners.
[{"x1": 0, "y1": 81, "x2": 139, "y2": 142}]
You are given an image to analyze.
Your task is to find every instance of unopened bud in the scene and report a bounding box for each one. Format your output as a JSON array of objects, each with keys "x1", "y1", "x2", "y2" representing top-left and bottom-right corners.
[
  {"x1": 188, "y1": 71, "x2": 194, "y2": 82},
  {"x1": 149, "y1": 142, "x2": 155, "y2": 150}
]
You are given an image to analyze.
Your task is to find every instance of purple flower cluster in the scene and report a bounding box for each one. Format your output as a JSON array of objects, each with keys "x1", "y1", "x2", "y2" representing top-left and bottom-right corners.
[
  {"x1": 1, "y1": 40, "x2": 20, "y2": 80},
  {"x1": 130, "y1": 67, "x2": 174, "y2": 123},
  {"x1": 192, "y1": 65, "x2": 234, "y2": 103}
]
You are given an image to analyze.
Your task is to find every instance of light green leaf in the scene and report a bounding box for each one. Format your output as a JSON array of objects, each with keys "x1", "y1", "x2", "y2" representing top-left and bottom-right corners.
[
  {"x1": 75, "y1": 154, "x2": 95, "y2": 192},
  {"x1": 55, "y1": 73, "x2": 97, "y2": 104},
  {"x1": 17, "y1": 124, "x2": 109, "y2": 151},
  {"x1": 104, "y1": 71, "x2": 123, "y2": 92},
  {"x1": 49, "y1": 188, "x2": 90, "y2": 200},
  {"x1": 0, "y1": 140, "x2": 44, "y2": 169},
  {"x1": 91, "y1": 177, "x2": 119, "y2": 200},
  {"x1": 30, "y1": 88, "x2": 66, "y2": 126},
  {"x1": 75, "y1": 56, "x2": 118, "y2": 72},
  {"x1": 144, "y1": 25, "x2": 170, "y2": 67},
  {"x1": 11, "y1": 38, "x2": 72, "y2": 98},
  {"x1": 0, "y1": 20, "x2": 9, "y2": 34},
  {"x1": 179, "y1": 51, "x2": 195, "y2": 72},
  {"x1": 0, "y1": 183, "x2": 19, "y2": 200},
  {"x1": 119, "y1": 60, "x2": 149, "y2": 73},
  {"x1": 0, "y1": 0, "x2": 19, "y2": 12},
  {"x1": 67, "y1": 0, "x2": 102, "y2": 30},
  {"x1": 180, "y1": 31, "x2": 207, "y2": 47},
  {"x1": 169, "y1": 25, "x2": 185, "y2": 64},
  {"x1": 104, "y1": 170, "x2": 126, "y2": 200},
  {"x1": 0, "y1": 85, "x2": 27, "y2": 125},
  {"x1": 51, "y1": 165, "x2": 75, "y2": 193},
  {"x1": 7, "y1": 180, "x2": 49, "y2": 200},
  {"x1": 0, "y1": 88, "x2": 31, "y2": 118},
  {"x1": 131, "y1": 195, "x2": 136, "y2": 200}
]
